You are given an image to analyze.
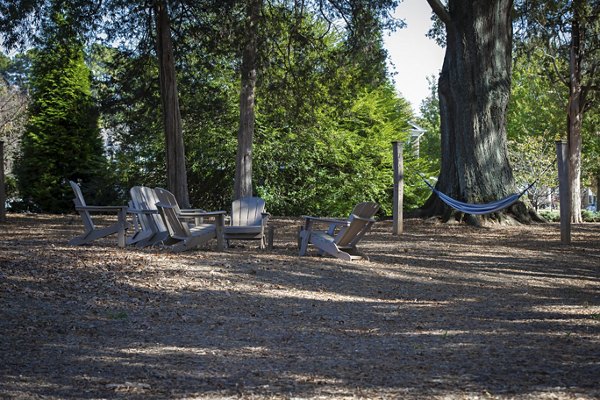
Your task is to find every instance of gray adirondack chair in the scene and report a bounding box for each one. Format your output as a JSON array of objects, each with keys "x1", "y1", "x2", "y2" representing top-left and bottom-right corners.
[
  {"x1": 154, "y1": 187, "x2": 226, "y2": 252},
  {"x1": 127, "y1": 186, "x2": 170, "y2": 247},
  {"x1": 224, "y1": 197, "x2": 270, "y2": 249},
  {"x1": 298, "y1": 202, "x2": 379, "y2": 261},
  {"x1": 68, "y1": 180, "x2": 128, "y2": 247}
]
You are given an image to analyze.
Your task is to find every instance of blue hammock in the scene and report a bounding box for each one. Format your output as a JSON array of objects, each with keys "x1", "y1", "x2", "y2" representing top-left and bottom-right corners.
[{"x1": 420, "y1": 175, "x2": 533, "y2": 215}]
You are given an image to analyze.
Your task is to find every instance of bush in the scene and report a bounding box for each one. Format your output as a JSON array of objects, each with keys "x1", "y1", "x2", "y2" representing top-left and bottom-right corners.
[
  {"x1": 539, "y1": 209, "x2": 600, "y2": 222},
  {"x1": 539, "y1": 210, "x2": 560, "y2": 222},
  {"x1": 582, "y1": 210, "x2": 600, "y2": 222}
]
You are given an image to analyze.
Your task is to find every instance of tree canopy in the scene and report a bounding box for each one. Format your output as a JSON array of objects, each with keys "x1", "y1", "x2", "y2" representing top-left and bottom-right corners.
[
  {"x1": 14, "y1": 10, "x2": 110, "y2": 212},
  {"x1": 514, "y1": 0, "x2": 600, "y2": 221},
  {"x1": 3, "y1": 0, "x2": 596, "y2": 221},
  {"x1": 1, "y1": 0, "x2": 417, "y2": 216}
]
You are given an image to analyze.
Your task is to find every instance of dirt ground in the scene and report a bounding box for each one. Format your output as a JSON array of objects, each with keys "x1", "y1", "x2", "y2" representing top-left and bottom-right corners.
[{"x1": 0, "y1": 213, "x2": 599, "y2": 400}]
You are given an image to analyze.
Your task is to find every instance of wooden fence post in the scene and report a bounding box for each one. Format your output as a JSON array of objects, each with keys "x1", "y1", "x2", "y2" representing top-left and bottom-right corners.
[
  {"x1": 556, "y1": 140, "x2": 571, "y2": 244},
  {"x1": 392, "y1": 141, "x2": 403, "y2": 235}
]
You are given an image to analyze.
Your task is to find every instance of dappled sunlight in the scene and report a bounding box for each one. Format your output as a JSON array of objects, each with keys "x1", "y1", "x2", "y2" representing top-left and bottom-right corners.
[{"x1": 1, "y1": 214, "x2": 599, "y2": 399}]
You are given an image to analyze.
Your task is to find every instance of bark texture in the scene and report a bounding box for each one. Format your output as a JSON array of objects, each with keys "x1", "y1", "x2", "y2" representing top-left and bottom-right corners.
[
  {"x1": 234, "y1": 0, "x2": 261, "y2": 200},
  {"x1": 423, "y1": 0, "x2": 526, "y2": 224},
  {"x1": 567, "y1": 5, "x2": 583, "y2": 223},
  {"x1": 154, "y1": 0, "x2": 190, "y2": 208},
  {"x1": 0, "y1": 141, "x2": 5, "y2": 222}
]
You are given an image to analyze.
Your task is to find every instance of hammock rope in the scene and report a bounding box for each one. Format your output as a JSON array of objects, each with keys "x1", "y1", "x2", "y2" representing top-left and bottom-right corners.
[{"x1": 420, "y1": 175, "x2": 535, "y2": 215}]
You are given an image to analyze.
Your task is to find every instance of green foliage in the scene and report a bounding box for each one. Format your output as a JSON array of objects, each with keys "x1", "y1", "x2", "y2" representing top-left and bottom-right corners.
[
  {"x1": 176, "y1": 3, "x2": 415, "y2": 217},
  {"x1": 254, "y1": 85, "x2": 414, "y2": 217},
  {"x1": 0, "y1": 52, "x2": 9, "y2": 74},
  {"x1": 15, "y1": 13, "x2": 111, "y2": 212},
  {"x1": 538, "y1": 210, "x2": 560, "y2": 222},
  {"x1": 582, "y1": 108, "x2": 600, "y2": 188},
  {"x1": 506, "y1": 49, "x2": 564, "y2": 209},
  {"x1": 540, "y1": 209, "x2": 600, "y2": 222},
  {"x1": 506, "y1": 50, "x2": 566, "y2": 143},
  {"x1": 8, "y1": 0, "x2": 414, "y2": 216},
  {"x1": 92, "y1": 45, "x2": 166, "y2": 196},
  {"x1": 416, "y1": 75, "x2": 441, "y2": 174},
  {"x1": 582, "y1": 210, "x2": 600, "y2": 222},
  {"x1": 514, "y1": 0, "x2": 600, "y2": 218}
]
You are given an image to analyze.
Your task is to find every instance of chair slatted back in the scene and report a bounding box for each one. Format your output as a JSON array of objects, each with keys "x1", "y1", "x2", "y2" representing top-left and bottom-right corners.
[
  {"x1": 143, "y1": 187, "x2": 167, "y2": 233},
  {"x1": 154, "y1": 187, "x2": 181, "y2": 210},
  {"x1": 131, "y1": 186, "x2": 167, "y2": 233},
  {"x1": 231, "y1": 197, "x2": 266, "y2": 227},
  {"x1": 154, "y1": 188, "x2": 191, "y2": 238},
  {"x1": 334, "y1": 202, "x2": 379, "y2": 247},
  {"x1": 69, "y1": 181, "x2": 94, "y2": 231},
  {"x1": 130, "y1": 186, "x2": 151, "y2": 232}
]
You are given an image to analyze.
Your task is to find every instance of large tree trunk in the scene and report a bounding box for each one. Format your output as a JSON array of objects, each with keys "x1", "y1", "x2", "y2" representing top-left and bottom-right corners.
[
  {"x1": 423, "y1": 0, "x2": 527, "y2": 225},
  {"x1": 234, "y1": 0, "x2": 261, "y2": 200},
  {"x1": 154, "y1": 0, "x2": 190, "y2": 207},
  {"x1": 567, "y1": 8, "x2": 583, "y2": 223}
]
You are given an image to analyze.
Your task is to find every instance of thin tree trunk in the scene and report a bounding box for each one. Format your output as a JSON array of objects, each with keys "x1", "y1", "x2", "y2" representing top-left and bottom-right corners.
[
  {"x1": 596, "y1": 175, "x2": 599, "y2": 212},
  {"x1": 423, "y1": 0, "x2": 523, "y2": 224},
  {"x1": 154, "y1": 0, "x2": 189, "y2": 207},
  {"x1": 567, "y1": 8, "x2": 583, "y2": 223},
  {"x1": 0, "y1": 141, "x2": 5, "y2": 223},
  {"x1": 234, "y1": 0, "x2": 261, "y2": 200}
]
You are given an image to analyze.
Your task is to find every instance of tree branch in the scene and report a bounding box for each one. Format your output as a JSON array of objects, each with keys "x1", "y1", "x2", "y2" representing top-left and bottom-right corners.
[{"x1": 426, "y1": 0, "x2": 451, "y2": 26}]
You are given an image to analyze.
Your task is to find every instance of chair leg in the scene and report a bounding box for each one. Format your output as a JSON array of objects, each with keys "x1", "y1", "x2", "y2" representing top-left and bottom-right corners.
[{"x1": 299, "y1": 229, "x2": 312, "y2": 256}]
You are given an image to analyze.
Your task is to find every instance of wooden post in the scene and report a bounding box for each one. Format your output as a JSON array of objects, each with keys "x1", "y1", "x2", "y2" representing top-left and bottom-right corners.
[
  {"x1": 556, "y1": 140, "x2": 571, "y2": 244},
  {"x1": 0, "y1": 141, "x2": 5, "y2": 223},
  {"x1": 392, "y1": 141, "x2": 403, "y2": 235},
  {"x1": 267, "y1": 225, "x2": 274, "y2": 250}
]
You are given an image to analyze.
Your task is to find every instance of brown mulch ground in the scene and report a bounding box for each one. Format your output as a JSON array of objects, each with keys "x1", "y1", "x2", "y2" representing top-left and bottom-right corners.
[{"x1": 0, "y1": 213, "x2": 599, "y2": 400}]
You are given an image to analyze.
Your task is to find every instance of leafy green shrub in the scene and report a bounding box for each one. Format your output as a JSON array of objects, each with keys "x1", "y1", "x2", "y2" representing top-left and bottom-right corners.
[
  {"x1": 582, "y1": 210, "x2": 600, "y2": 222},
  {"x1": 539, "y1": 210, "x2": 560, "y2": 222},
  {"x1": 539, "y1": 209, "x2": 600, "y2": 222}
]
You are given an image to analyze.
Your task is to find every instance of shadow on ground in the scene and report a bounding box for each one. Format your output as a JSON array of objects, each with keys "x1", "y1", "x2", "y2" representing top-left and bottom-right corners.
[{"x1": 1, "y1": 214, "x2": 599, "y2": 399}]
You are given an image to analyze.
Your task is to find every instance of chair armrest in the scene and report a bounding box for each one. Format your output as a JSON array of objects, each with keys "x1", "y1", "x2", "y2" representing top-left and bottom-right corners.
[
  {"x1": 261, "y1": 212, "x2": 271, "y2": 225},
  {"x1": 162, "y1": 207, "x2": 225, "y2": 217},
  {"x1": 76, "y1": 205, "x2": 128, "y2": 213},
  {"x1": 179, "y1": 208, "x2": 207, "y2": 214},
  {"x1": 176, "y1": 210, "x2": 226, "y2": 220},
  {"x1": 127, "y1": 208, "x2": 158, "y2": 215},
  {"x1": 349, "y1": 214, "x2": 377, "y2": 223},
  {"x1": 194, "y1": 210, "x2": 227, "y2": 217},
  {"x1": 301, "y1": 215, "x2": 350, "y2": 226}
]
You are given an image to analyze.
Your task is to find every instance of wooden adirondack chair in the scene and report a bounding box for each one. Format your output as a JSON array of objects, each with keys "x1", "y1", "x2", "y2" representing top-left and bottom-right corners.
[
  {"x1": 224, "y1": 197, "x2": 270, "y2": 249},
  {"x1": 127, "y1": 186, "x2": 170, "y2": 247},
  {"x1": 68, "y1": 180, "x2": 128, "y2": 247},
  {"x1": 154, "y1": 187, "x2": 226, "y2": 252},
  {"x1": 298, "y1": 202, "x2": 379, "y2": 261}
]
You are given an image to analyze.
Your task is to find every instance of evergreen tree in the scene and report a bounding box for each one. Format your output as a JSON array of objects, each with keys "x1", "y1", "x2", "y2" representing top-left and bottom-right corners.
[{"x1": 16, "y1": 12, "x2": 109, "y2": 212}]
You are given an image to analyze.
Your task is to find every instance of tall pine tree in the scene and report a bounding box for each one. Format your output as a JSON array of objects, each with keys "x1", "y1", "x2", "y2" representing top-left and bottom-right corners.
[{"x1": 16, "y1": 11, "x2": 108, "y2": 212}]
